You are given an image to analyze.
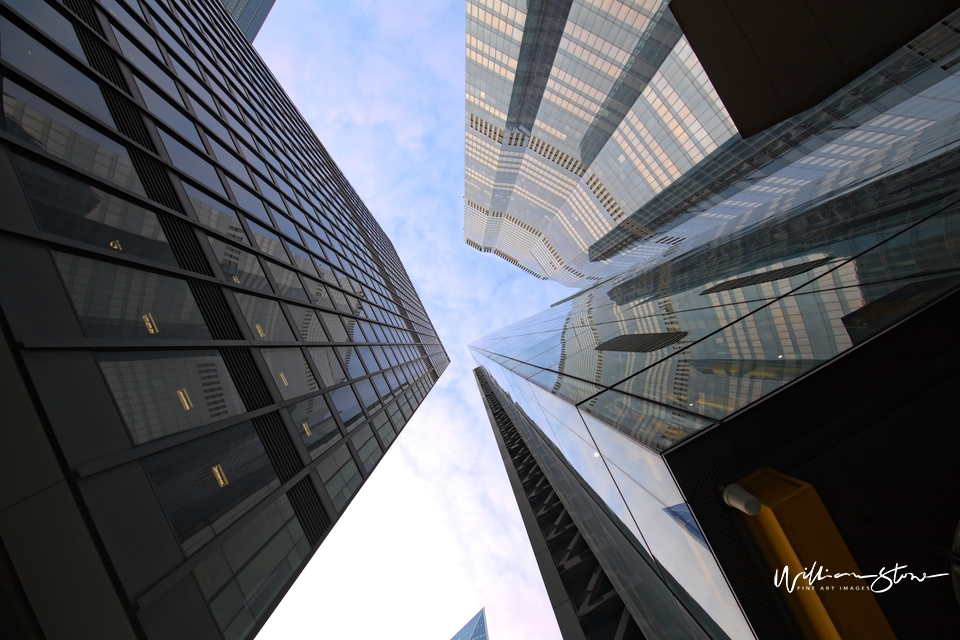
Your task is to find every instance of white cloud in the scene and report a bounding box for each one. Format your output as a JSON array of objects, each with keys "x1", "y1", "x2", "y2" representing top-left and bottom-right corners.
[{"x1": 253, "y1": 2, "x2": 572, "y2": 639}]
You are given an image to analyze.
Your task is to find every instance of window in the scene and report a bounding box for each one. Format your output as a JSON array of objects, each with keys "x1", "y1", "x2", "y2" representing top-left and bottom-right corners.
[
  {"x1": 233, "y1": 292, "x2": 294, "y2": 341},
  {"x1": 15, "y1": 156, "x2": 175, "y2": 265},
  {"x1": 209, "y1": 136, "x2": 251, "y2": 185},
  {"x1": 194, "y1": 495, "x2": 308, "y2": 640},
  {"x1": 2, "y1": 80, "x2": 143, "y2": 194},
  {"x1": 159, "y1": 128, "x2": 225, "y2": 195},
  {"x1": 227, "y1": 176, "x2": 269, "y2": 223},
  {"x1": 247, "y1": 220, "x2": 290, "y2": 264},
  {"x1": 317, "y1": 445, "x2": 360, "y2": 512},
  {"x1": 306, "y1": 347, "x2": 346, "y2": 387},
  {"x1": 289, "y1": 395, "x2": 340, "y2": 458},
  {"x1": 54, "y1": 253, "x2": 210, "y2": 339},
  {"x1": 353, "y1": 378, "x2": 380, "y2": 412},
  {"x1": 5, "y1": 0, "x2": 85, "y2": 61},
  {"x1": 135, "y1": 76, "x2": 203, "y2": 148},
  {"x1": 329, "y1": 384, "x2": 363, "y2": 429},
  {"x1": 207, "y1": 236, "x2": 272, "y2": 292},
  {"x1": 143, "y1": 423, "x2": 279, "y2": 555},
  {"x1": 351, "y1": 425, "x2": 382, "y2": 473},
  {"x1": 0, "y1": 19, "x2": 112, "y2": 123},
  {"x1": 98, "y1": 350, "x2": 246, "y2": 444},
  {"x1": 259, "y1": 348, "x2": 318, "y2": 400},
  {"x1": 266, "y1": 262, "x2": 308, "y2": 302},
  {"x1": 184, "y1": 183, "x2": 248, "y2": 244},
  {"x1": 371, "y1": 411, "x2": 396, "y2": 448},
  {"x1": 286, "y1": 305, "x2": 327, "y2": 342}
]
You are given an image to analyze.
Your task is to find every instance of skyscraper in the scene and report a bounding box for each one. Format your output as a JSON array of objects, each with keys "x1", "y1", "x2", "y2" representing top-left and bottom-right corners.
[
  {"x1": 0, "y1": 0, "x2": 447, "y2": 639},
  {"x1": 464, "y1": 0, "x2": 960, "y2": 287},
  {"x1": 470, "y1": 6, "x2": 960, "y2": 638},
  {"x1": 451, "y1": 608, "x2": 489, "y2": 640},
  {"x1": 219, "y1": 0, "x2": 274, "y2": 42}
]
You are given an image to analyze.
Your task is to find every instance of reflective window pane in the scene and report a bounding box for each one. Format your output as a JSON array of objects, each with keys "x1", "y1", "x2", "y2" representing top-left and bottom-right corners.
[
  {"x1": 2, "y1": 80, "x2": 143, "y2": 193},
  {"x1": 247, "y1": 220, "x2": 290, "y2": 264},
  {"x1": 227, "y1": 176, "x2": 269, "y2": 223},
  {"x1": 185, "y1": 183, "x2": 249, "y2": 244},
  {"x1": 289, "y1": 395, "x2": 340, "y2": 459},
  {"x1": 54, "y1": 252, "x2": 209, "y2": 339},
  {"x1": 194, "y1": 495, "x2": 307, "y2": 640},
  {"x1": 0, "y1": 19, "x2": 112, "y2": 123},
  {"x1": 266, "y1": 262, "x2": 308, "y2": 302},
  {"x1": 159, "y1": 128, "x2": 225, "y2": 195},
  {"x1": 287, "y1": 305, "x2": 327, "y2": 342},
  {"x1": 135, "y1": 76, "x2": 202, "y2": 148},
  {"x1": 143, "y1": 423, "x2": 279, "y2": 555},
  {"x1": 15, "y1": 156, "x2": 175, "y2": 265},
  {"x1": 371, "y1": 411, "x2": 395, "y2": 448},
  {"x1": 98, "y1": 350, "x2": 246, "y2": 444},
  {"x1": 233, "y1": 292, "x2": 294, "y2": 341},
  {"x1": 354, "y1": 377, "x2": 380, "y2": 412},
  {"x1": 259, "y1": 348, "x2": 318, "y2": 400},
  {"x1": 306, "y1": 347, "x2": 346, "y2": 387},
  {"x1": 351, "y1": 424, "x2": 381, "y2": 473},
  {"x1": 329, "y1": 384, "x2": 363, "y2": 430},
  {"x1": 113, "y1": 28, "x2": 180, "y2": 101},
  {"x1": 5, "y1": 0, "x2": 86, "y2": 61},
  {"x1": 317, "y1": 444, "x2": 360, "y2": 512},
  {"x1": 207, "y1": 236, "x2": 271, "y2": 291}
]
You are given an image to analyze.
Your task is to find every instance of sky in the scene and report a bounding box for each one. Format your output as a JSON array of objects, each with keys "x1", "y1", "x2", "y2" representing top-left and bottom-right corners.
[{"x1": 253, "y1": 2, "x2": 572, "y2": 639}]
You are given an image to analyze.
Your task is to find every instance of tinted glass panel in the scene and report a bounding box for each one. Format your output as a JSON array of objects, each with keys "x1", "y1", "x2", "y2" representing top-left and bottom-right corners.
[
  {"x1": 354, "y1": 378, "x2": 379, "y2": 412},
  {"x1": 113, "y1": 29, "x2": 180, "y2": 100},
  {"x1": 5, "y1": 0, "x2": 85, "y2": 61},
  {"x1": 287, "y1": 305, "x2": 326, "y2": 342},
  {"x1": 185, "y1": 183, "x2": 249, "y2": 244},
  {"x1": 194, "y1": 496, "x2": 307, "y2": 640},
  {"x1": 266, "y1": 262, "x2": 308, "y2": 302},
  {"x1": 208, "y1": 236, "x2": 272, "y2": 291},
  {"x1": 135, "y1": 76, "x2": 202, "y2": 148},
  {"x1": 351, "y1": 424, "x2": 381, "y2": 473},
  {"x1": 247, "y1": 220, "x2": 290, "y2": 264},
  {"x1": 54, "y1": 252, "x2": 209, "y2": 339},
  {"x1": 372, "y1": 411, "x2": 395, "y2": 447},
  {"x1": 307, "y1": 347, "x2": 346, "y2": 387},
  {"x1": 317, "y1": 444, "x2": 360, "y2": 512},
  {"x1": 0, "y1": 20, "x2": 112, "y2": 123},
  {"x1": 15, "y1": 156, "x2": 175, "y2": 265},
  {"x1": 210, "y1": 136, "x2": 250, "y2": 184},
  {"x1": 102, "y1": 0, "x2": 163, "y2": 59},
  {"x1": 259, "y1": 348, "x2": 318, "y2": 400},
  {"x1": 2, "y1": 80, "x2": 144, "y2": 194},
  {"x1": 143, "y1": 423, "x2": 279, "y2": 555},
  {"x1": 227, "y1": 176, "x2": 269, "y2": 223},
  {"x1": 330, "y1": 385, "x2": 363, "y2": 429},
  {"x1": 289, "y1": 395, "x2": 340, "y2": 458},
  {"x1": 286, "y1": 244, "x2": 318, "y2": 277},
  {"x1": 233, "y1": 292, "x2": 294, "y2": 341},
  {"x1": 159, "y1": 128, "x2": 225, "y2": 195},
  {"x1": 98, "y1": 350, "x2": 246, "y2": 444}
]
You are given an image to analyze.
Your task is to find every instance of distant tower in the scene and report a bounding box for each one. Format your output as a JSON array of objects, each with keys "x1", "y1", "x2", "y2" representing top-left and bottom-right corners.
[
  {"x1": 220, "y1": 0, "x2": 277, "y2": 42},
  {"x1": 451, "y1": 608, "x2": 488, "y2": 640}
]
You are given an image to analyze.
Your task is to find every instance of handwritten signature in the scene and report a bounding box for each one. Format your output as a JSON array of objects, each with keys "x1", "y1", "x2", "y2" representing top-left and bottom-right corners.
[{"x1": 774, "y1": 562, "x2": 949, "y2": 594}]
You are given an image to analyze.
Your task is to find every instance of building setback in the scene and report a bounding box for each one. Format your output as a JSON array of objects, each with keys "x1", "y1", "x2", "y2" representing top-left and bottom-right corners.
[
  {"x1": 464, "y1": 0, "x2": 960, "y2": 287},
  {"x1": 0, "y1": 0, "x2": 448, "y2": 639},
  {"x1": 470, "y1": 6, "x2": 960, "y2": 638}
]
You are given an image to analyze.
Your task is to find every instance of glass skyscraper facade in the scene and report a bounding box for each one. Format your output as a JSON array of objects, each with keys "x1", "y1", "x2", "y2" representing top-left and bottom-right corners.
[
  {"x1": 0, "y1": 0, "x2": 447, "y2": 638},
  {"x1": 464, "y1": 0, "x2": 960, "y2": 290},
  {"x1": 450, "y1": 608, "x2": 489, "y2": 640},
  {"x1": 470, "y1": 7, "x2": 960, "y2": 638}
]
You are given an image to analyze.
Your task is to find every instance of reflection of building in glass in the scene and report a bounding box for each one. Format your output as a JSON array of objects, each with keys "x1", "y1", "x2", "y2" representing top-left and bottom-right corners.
[
  {"x1": 450, "y1": 608, "x2": 489, "y2": 640},
  {"x1": 471, "y1": 9, "x2": 960, "y2": 636},
  {"x1": 220, "y1": 0, "x2": 276, "y2": 42},
  {"x1": 465, "y1": 0, "x2": 960, "y2": 288},
  {"x1": 0, "y1": 0, "x2": 448, "y2": 639}
]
